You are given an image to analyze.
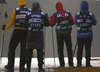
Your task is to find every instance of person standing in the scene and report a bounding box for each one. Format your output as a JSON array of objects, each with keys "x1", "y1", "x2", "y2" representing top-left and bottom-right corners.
[
  {"x1": 50, "y1": 2, "x2": 74, "y2": 68},
  {"x1": 24, "y1": 2, "x2": 49, "y2": 72},
  {"x1": 2, "y1": 0, "x2": 31, "y2": 71},
  {"x1": 74, "y1": 1, "x2": 97, "y2": 67}
]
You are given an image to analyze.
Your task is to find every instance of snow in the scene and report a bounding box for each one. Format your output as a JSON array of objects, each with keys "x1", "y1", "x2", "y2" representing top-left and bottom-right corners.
[{"x1": 0, "y1": 57, "x2": 100, "y2": 70}]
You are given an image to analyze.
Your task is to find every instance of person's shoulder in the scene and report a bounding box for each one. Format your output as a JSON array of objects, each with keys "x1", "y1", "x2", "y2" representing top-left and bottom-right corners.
[
  {"x1": 53, "y1": 11, "x2": 58, "y2": 15},
  {"x1": 27, "y1": 8, "x2": 31, "y2": 11},
  {"x1": 41, "y1": 12, "x2": 45, "y2": 15},
  {"x1": 27, "y1": 12, "x2": 31, "y2": 16},
  {"x1": 65, "y1": 10, "x2": 70, "y2": 13},
  {"x1": 15, "y1": 7, "x2": 20, "y2": 10},
  {"x1": 88, "y1": 11, "x2": 93, "y2": 16},
  {"x1": 76, "y1": 11, "x2": 81, "y2": 15}
]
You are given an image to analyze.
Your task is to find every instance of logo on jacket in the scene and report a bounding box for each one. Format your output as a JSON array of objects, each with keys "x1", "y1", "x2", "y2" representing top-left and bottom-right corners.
[
  {"x1": 56, "y1": 26, "x2": 61, "y2": 29},
  {"x1": 57, "y1": 13, "x2": 68, "y2": 18}
]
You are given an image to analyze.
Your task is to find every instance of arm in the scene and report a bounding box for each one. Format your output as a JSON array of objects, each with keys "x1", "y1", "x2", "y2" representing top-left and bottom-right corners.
[
  {"x1": 44, "y1": 13, "x2": 50, "y2": 27},
  {"x1": 50, "y1": 15, "x2": 56, "y2": 27},
  {"x1": 74, "y1": 14, "x2": 77, "y2": 25},
  {"x1": 5, "y1": 10, "x2": 16, "y2": 30},
  {"x1": 92, "y1": 13, "x2": 97, "y2": 25},
  {"x1": 70, "y1": 13, "x2": 74, "y2": 25}
]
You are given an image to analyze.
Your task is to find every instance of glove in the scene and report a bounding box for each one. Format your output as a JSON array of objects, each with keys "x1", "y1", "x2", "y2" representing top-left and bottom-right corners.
[
  {"x1": 50, "y1": 14, "x2": 52, "y2": 18},
  {"x1": 2, "y1": 25, "x2": 6, "y2": 30},
  {"x1": 45, "y1": 13, "x2": 49, "y2": 19}
]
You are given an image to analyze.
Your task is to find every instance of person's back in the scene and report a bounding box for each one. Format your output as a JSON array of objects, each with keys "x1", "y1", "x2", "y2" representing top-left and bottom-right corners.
[
  {"x1": 24, "y1": 2, "x2": 49, "y2": 49},
  {"x1": 74, "y1": 1, "x2": 97, "y2": 38},
  {"x1": 74, "y1": 1, "x2": 97, "y2": 67},
  {"x1": 24, "y1": 2, "x2": 49, "y2": 72},
  {"x1": 14, "y1": 6, "x2": 31, "y2": 29},
  {"x1": 3, "y1": 0, "x2": 31, "y2": 71},
  {"x1": 4, "y1": 0, "x2": 31, "y2": 30},
  {"x1": 50, "y1": 2, "x2": 74, "y2": 33},
  {"x1": 26, "y1": 11, "x2": 48, "y2": 33},
  {"x1": 50, "y1": 2, "x2": 74, "y2": 68}
]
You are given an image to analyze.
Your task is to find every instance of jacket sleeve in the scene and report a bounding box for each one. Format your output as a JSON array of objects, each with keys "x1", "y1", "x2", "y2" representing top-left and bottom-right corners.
[
  {"x1": 50, "y1": 15, "x2": 56, "y2": 26},
  {"x1": 70, "y1": 13, "x2": 74, "y2": 25},
  {"x1": 5, "y1": 10, "x2": 16, "y2": 30},
  {"x1": 44, "y1": 13, "x2": 50, "y2": 27},
  {"x1": 74, "y1": 13, "x2": 77, "y2": 25},
  {"x1": 92, "y1": 13, "x2": 97, "y2": 25}
]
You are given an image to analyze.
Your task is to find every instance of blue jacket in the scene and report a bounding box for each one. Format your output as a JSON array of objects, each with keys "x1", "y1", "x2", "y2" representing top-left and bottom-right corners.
[
  {"x1": 74, "y1": 1, "x2": 97, "y2": 38},
  {"x1": 14, "y1": 7, "x2": 31, "y2": 28}
]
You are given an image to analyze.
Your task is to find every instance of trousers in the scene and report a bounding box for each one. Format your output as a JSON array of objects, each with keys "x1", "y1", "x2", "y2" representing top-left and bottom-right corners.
[
  {"x1": 26, "y1": 48, "x2": 44, "y2": 70},
  {"x1": 77, "y1": 37, "x2": 92, "y2": 63},
  {"x1": 7, "y1": 29, "x2": 27, "y2": 70},
  {"x1": 57, "y1": 33, "x2": 73, "y2": 66}
]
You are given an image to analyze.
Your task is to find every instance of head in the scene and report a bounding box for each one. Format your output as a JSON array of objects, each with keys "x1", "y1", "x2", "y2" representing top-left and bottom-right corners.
[
  {"x1": 31, "y1": 2, "x2": 42, "y2": 11},
  {"x1": 81, "y1": 1, "x2": 89, "y2": 14},
  {"x1": 18, "y1": 0, "x2": 26, "y2": 7},
  {"x1": 56, "y1": 2, "x2": 63, "y2": 11}
]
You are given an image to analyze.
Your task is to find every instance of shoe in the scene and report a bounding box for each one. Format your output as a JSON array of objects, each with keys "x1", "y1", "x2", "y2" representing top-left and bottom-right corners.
[
  {"x1": 86, "y1": 62, "x2": 92, "y2": 67},
  {"x1": 20, "y1": 68, "x2": 25, "y2": 72},
  {"x1": 38, "y1": 69, "x2": 45, "y2": 72},
  {"x1": 58, "y1": 66, "x2": 65, "y2": 68},
  {"x1": 69, "y1": 63, "x2": 75, "y2": 68},
  {"x1": 5, "y1": 65, "x2": 14, "y2": 71},
  {"x1": 69, "y1": 65, "x2": 75, "y2": 68},
  {"x1": 68, "y1": 61, "x2": 75, "y2": 68},
  {"x1": 5, "y1": 65, "x2": 9, "y2": 69},
  {"x1": 77, "y1": 65, "x2": 81, "y2": 67},
  {"x1": 77, "y1": 61, "x2": 81, "y2": 67},
  {"x1": 7, "y1": 69, "x2": 14, "y2": 72},
  {"x1": 77, "y1": 64, "x2": 81, "y2": 67},
  {"x1": 86, "y1": 65, "x2": 92, "y2": 67},
  {"x1": 25, "y1": 69, "x2": 31, "y2": 72},
  {"x1": 20, "y1": 70, "x2": 25, "y2": 72}
]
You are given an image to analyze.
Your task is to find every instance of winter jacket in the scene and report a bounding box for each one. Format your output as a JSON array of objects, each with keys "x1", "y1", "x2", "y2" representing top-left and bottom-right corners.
[
  {"x1": 50, "y1": 2, "x2": 74, "y2": 33},
  {"x1": 74, "y1": 1, "x2": 97, "y2": 38},
  {"x1": 5, "y1": 0, "x2": 31, "y2": 30},
  {"x1": 24, "y1": 2, "x2": 49, "y2": 33},
  {"x1": 24, "y1": 2, "x2": 49, "y2": 49}
]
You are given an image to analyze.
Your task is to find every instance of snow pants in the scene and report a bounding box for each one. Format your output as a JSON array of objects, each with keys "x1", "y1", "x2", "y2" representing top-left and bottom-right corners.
[
  {"x1": 7, "y1": 29, "x2": 27, "y2": 70},
  {"x1": 26, "y1": 48, "x2": 44, "y2": 70},
  {"x1": 77, "y1": 37, "x2": 92, "y2": 65},
  {"x1": 56, "y1": 33, "x2": 73, "y2": 67}
]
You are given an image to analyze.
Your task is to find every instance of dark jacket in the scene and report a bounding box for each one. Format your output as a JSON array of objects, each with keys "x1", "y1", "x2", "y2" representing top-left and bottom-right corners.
[{"x1": 24, "y1": 2, "x2": 49, "y2": 49}]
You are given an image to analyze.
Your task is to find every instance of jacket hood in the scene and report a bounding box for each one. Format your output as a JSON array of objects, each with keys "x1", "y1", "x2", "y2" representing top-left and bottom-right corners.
[
  {"x1": 56, "y1": 2, "x2": 63, "y2": 11},
  {"x1": 18, "y1": 0, "x2": 26, "y2": 7},
  {"x1": 31, "y1": 2, "x2": 41, "y2": 11},
  {"x1": 81, "y1": 1, "x2": 88, "y2": 14}
]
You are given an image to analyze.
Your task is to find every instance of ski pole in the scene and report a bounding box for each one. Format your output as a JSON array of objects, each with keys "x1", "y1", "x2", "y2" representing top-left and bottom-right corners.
[
  {"x1": 43, "y1": 27, "x2": 46, "y2": 68},
  {"x1": 0, "y1": 11, "x2": 8, "y2": 64},
  {"x1": 73, "y1": 41, "x2": 78, "y2": 57},
  {"x1": 51, "y1": 27, "x2": 56, "y2": 68}
]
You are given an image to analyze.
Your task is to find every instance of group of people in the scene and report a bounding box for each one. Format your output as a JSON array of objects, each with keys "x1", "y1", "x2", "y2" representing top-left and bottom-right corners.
[{"x1": 2, "y1": 0, "x2": 97, "y2": 72}]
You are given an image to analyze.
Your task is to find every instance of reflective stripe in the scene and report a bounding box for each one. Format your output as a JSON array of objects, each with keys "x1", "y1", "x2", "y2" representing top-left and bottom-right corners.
[{"x1": 16, "y1": 14, "x2": 26, "y2": 19}]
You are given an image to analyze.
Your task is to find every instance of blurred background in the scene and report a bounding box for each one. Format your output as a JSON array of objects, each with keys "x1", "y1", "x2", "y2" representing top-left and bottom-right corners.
[{"x1": 0, "y1": 0, "x2": 100, "y2": 57}]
